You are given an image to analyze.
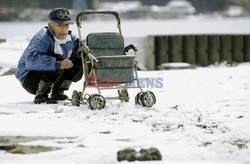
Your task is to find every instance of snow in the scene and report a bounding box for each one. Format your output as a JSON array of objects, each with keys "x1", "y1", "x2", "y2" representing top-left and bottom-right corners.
[
  {"x1": 166, "y1": 0, "x2": 196, "y2": 15},
  {"x1": 100, "y1": 1, "x2": 141, "y2": 13},
  {"x1": 159, "y1": 62, "x2": 192, "y2": 69},
  {"x1": 0, "y1": 19, "x2": 250, "y2": 164}
]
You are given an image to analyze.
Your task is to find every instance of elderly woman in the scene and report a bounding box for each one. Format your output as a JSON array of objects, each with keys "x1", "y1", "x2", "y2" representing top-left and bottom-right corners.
[{"x1": 16, "y1": 7, "x2": 83, "y2": 104}]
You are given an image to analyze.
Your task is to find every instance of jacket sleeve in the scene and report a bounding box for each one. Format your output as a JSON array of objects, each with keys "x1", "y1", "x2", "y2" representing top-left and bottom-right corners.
[
  {"x1": 70, "y1": 35, "x2": 82, "y2": 60},
  {"x1": 25, "y1": 34, "x2": 61, "y2": 71}
]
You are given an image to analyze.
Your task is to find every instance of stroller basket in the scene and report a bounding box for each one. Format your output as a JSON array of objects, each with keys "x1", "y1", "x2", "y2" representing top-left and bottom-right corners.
[
  {"x1": 87, "y1": 32, "x2": 135, "y2": 84},
  {"x1": 94, "y1": 56, "x2": 136, "y2": 84}
]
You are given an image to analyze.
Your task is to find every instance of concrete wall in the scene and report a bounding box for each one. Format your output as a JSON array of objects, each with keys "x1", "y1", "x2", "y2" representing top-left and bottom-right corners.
[{"x1": 145, "y1": 34, "x2": 250, "y2": 70}]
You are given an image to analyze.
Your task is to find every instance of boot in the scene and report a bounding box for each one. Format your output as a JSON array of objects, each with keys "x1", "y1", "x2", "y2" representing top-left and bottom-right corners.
[
  {"x1": 34, "y1": 80, "x2": 53, "y2": 104},
  {"x1": 51, "y1": 80, "x2": 72, "y2": 100}
]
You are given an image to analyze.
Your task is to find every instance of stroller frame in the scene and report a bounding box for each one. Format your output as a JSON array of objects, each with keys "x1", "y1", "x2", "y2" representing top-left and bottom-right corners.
[{"x1": 71, "y1": 11, "x2": 156, "y2": 110}]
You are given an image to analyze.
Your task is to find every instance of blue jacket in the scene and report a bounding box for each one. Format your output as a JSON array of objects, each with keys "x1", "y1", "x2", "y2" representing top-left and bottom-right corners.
[{"x1": 16, "y1": 27, "x2": 78, "y2": 84}]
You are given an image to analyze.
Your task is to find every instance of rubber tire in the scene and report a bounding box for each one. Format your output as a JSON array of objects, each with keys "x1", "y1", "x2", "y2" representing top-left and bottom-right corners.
[
  {"x1": 140, "y1": 91, "x2": 156, "y2": 107},
  {"x1": 118, "y1": 89, "x2": 129, "y2": 102},
  {"x1": 87, "y1": 94, "x2": 106, "y2": 110},
  {"x1": 135, "y1": 92, "x2": 143, "y2": 105},
  {"x1": 71, "y1": 90, "x2": 80, "y2": 106}
]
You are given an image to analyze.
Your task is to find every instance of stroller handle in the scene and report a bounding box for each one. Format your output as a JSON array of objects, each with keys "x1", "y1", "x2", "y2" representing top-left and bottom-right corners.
[{"x1": 76, "y1": 11, "x2": 121, "y2": 34}]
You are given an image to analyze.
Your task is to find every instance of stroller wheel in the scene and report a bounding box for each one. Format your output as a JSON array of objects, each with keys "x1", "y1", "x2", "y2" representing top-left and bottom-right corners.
[
  {"x1": 87, "y1": 94, "x2": 106, "y2": 110},
  {"x1": 135, "y1": 92, "x2": 143, "y2": 105},
  {"x1": 118, "y1": 89, "x2": 129, "y2": 102},
  {"x1": 140, "y1": 91, "x2": 156, "y2": 107},
  {"x1": 71, "y1": 90, "x2": 81, "y2": 106}
]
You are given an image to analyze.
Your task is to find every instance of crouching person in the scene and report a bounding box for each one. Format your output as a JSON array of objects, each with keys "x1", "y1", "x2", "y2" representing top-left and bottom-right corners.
[{"x1": 15, "y1": 7, "x2": 83, "y2": 104}]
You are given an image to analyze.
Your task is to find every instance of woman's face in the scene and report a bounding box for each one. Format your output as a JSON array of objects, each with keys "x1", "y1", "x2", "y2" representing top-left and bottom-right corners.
[{"x1": 50, "y1": 21, "x2": 69, "y2": 39}]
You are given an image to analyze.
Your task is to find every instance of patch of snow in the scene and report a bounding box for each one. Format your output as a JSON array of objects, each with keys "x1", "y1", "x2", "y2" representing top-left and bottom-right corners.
[
  {"x1": 0, "y1": 64, "x2": 250, "y2": 163},
  {"x1": 160, "y1": 62, "x2": 192, "y2": 67},
  {"x1": 100, "y1": 1, "x2": 141, "y2": 13}
]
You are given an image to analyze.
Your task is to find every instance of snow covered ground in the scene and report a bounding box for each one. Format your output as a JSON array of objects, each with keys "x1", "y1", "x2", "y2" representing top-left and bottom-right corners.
[{"x1": 0, "y1": 19, "x2": 250, "y2": 163}]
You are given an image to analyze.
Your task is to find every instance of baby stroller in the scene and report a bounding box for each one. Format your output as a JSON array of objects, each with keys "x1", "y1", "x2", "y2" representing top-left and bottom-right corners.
[{"x1": 71, "y1": 11, "x2": 156, "y2": 110}]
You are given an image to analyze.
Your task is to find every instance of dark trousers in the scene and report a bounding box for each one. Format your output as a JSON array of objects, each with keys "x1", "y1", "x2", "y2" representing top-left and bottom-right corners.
[{"x1": 22, "y1": 59, "x2": 83, "y2": 95}]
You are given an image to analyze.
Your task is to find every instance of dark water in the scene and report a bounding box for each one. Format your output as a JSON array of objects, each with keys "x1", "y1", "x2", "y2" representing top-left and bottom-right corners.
[{"x1": 1, "y1": 17, "x2": 250, "y2": 39}]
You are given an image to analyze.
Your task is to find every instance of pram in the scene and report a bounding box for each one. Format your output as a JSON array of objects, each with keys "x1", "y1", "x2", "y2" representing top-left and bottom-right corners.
[{"x1": 71, "y1": 11, "x2": 156, "y2": 110}]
